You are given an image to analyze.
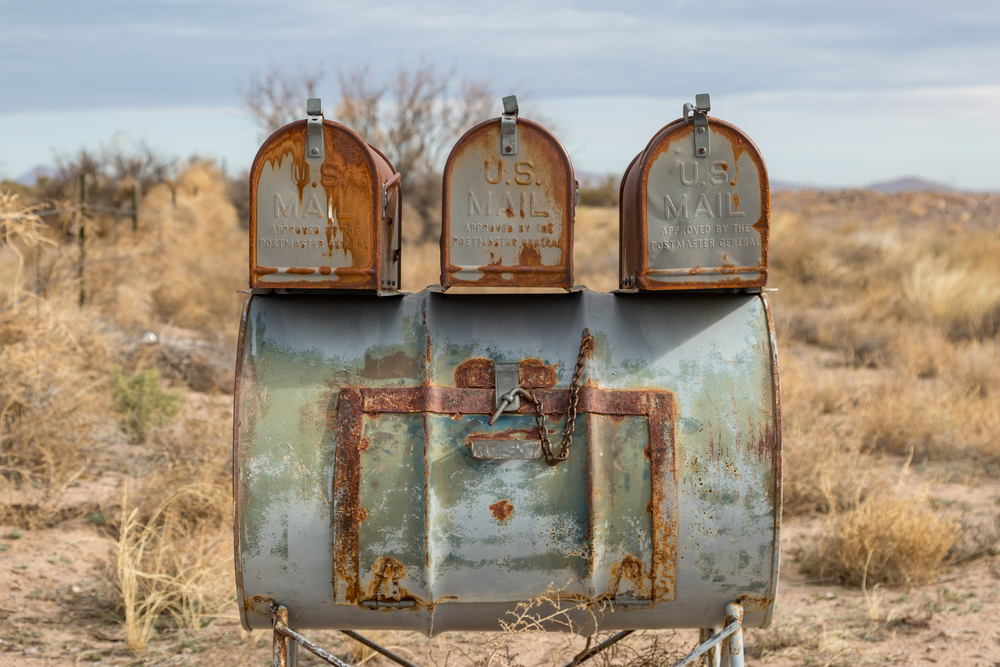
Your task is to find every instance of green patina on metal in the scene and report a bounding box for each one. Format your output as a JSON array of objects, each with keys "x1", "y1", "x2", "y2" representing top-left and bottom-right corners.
[{"x1": 235, "y1": 291, "x2": 778, "y2": 633}]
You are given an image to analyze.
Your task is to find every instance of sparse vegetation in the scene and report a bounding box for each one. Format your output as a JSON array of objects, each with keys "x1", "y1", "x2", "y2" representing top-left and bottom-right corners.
[
  {"x1": 3, "y1": 148, "x2": 1000, "y2": 663},
  {"x1": 111, "y1": 366, "x2": 184, "y2": 444}
]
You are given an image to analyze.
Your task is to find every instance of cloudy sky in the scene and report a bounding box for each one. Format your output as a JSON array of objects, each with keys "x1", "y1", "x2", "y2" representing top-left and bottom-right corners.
[{"x1": 2, "y1": 0, "x2": 999, "y2": 188}]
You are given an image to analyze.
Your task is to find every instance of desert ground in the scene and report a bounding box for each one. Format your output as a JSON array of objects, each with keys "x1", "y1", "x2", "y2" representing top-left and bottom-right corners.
[{"x1": 1, "y1": 166, "x2": 998, "y2": 666}]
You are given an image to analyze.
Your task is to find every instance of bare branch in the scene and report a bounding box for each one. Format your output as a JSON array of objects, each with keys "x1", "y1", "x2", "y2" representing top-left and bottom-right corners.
[{"x1": 240, "y1": 64, "x2": 325, "y2": 139}]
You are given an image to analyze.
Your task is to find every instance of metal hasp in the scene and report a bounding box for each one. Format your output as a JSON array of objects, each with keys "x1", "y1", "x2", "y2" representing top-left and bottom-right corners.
[
  {"x1": 440, "y1": 96, "x2": 576, "y2": 289},
  {"x1": 249, "y1": 98, "x2": 402, "y2": 291},
  {"x1": 683, "y1": 93, "x2": 711, "y2": 158},
  {"x1": 234, "y1": 289, "x2": 781, "y2": 635},
  {"x1": 306, "y1": 98, "x2": 325, "y2": 161},
  {"x1": 619, "y1": 94, "x2": 770, "y2": 290}
]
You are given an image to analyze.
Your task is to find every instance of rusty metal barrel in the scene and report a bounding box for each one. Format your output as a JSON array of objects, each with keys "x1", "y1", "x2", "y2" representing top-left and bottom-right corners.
[{"x1": 233, "y1": 289, "x2": 780, "y2": 634}]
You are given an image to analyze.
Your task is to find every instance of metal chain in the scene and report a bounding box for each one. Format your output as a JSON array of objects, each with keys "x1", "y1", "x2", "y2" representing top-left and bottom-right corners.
[{"x1": 522, "y1": 328, "x2": 594, "y2": 466}]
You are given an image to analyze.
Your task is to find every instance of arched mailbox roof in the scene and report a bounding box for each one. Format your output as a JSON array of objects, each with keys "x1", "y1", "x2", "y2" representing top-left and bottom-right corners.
[
  {"x1": 249, "y1": 118, "x2": 399, "y2": 290},
  {"x1": 441, "y1": 117, "x2": 575, "y2": 288},
  {"x1": 621, "y1": 116, "x2": 769, "y2": 290}
]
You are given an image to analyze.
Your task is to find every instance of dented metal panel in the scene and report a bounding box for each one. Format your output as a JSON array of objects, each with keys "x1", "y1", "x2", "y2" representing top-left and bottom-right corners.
[
  {"x1": 621, "y1": 111, "x2": 769, "y2": 290},
  {"x1": 441, "y1": 115, "x2": 575, "y2": 288},
  {"x1": 249, "y1": 111, "x2": 400, "y2": 291},
  {"x1": 234, "y1": 290, "x2": 780, "y2": 634}
]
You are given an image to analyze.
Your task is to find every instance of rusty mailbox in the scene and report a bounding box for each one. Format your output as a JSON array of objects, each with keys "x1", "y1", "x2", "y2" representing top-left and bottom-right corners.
[
  {"x1": 235, "y1": 95, "x2": 780, "y2": 667},
  {"x1": 620, "y1": 94, "x2": 769, "y2": 290},
  {"x1": 250, "y1": 98, "x2": 401, "y2": 291},
  {"x1": 441, "y1": 96, "x2": 575, "y2": 288}
]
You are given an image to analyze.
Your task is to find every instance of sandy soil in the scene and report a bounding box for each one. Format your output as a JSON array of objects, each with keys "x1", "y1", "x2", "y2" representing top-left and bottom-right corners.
[{"x1": 1, "y1": 455, "x2": 997, "y2": 666}]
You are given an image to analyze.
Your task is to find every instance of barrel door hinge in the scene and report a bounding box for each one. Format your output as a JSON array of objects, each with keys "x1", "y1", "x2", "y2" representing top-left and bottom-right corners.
[
  {"x1": 683, "y1": 93, "x2": 711, "y2": 158},
  {"x1": 500, "y1": 95, "x2": 519, "y2": 156}
]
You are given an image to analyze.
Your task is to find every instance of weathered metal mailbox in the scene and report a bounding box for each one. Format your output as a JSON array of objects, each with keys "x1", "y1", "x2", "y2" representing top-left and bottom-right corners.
[
  {"x1": 249, "y1": 98, "x2": 401, "y2": 291},
  {"x1": 235, "y1": 95, "x2": 780, "y2": 667},
  {"x1": 441, "y1": 96, "x2": 575, "y2": 288},
  {"x1": 620, "y1": 94, "x2": 769, "y2": 290}
]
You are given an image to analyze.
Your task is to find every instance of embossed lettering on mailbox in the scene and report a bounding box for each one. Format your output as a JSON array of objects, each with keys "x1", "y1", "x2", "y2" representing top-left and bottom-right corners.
[{"x1": 442, "y1": 98, "x2": 575, "y2": 288}]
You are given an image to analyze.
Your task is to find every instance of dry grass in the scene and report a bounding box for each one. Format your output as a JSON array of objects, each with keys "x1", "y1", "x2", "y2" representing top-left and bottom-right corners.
[
  {"x1": 803, "y1": 488, "x2": 961, "y2": 588},
  {"x1": 114, "y1": 482, "x2": 234, "y2": 653},
  {"x1": 1, "y1": 170, "x2": 238, "y2": 652}
]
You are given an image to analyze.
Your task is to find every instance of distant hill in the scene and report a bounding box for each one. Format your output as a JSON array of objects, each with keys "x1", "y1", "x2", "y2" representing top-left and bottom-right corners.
[
  {"x1": 14, "y1": 164, "x2": 57, "y2": 186},
  {"x1": 864, "y1": 177, "x2": 951, "y2": 193},
  {"x1": 774, "y1": 176, "x2": 954, "y2": 193}
]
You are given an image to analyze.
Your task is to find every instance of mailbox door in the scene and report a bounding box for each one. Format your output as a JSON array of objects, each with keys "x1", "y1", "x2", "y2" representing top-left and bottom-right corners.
[
  {"x1": 622, "y1": 118, "x2": 769, "y2": 290},
  {"x1": 250, "y1": 120, "x2": 396, "y2": 289},
  {"x1": 442, "y1": 118, "x2": 574, "y2": 288}
]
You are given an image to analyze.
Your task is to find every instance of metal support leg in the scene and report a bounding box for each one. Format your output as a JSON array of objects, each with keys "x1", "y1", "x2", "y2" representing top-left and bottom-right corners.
[
  {"x1": 700, "y1": 627, "x2": 721, "y2": 667},
  {"x1": 273, "y1": 605, "x2": 290, "y2": 667},
  {"x1": 560, "y1": 630, "x2": 635, "y2": 667},
  {"x1": 721, "y1": 602, "x2": 744, "y2": 667},
  {"x1": 341, "y1": 630, "x2": 423, "y2": 667},
  {"x1": 272, "y1": 605, "x2": 350, "y2": 667}
]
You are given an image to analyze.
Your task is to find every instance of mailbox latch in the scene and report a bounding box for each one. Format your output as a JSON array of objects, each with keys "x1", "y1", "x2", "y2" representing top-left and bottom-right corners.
[
  {"x1": 500, "y1": 95, "x2": 518, "y2": 156},
  {"x1": 683, "y1": 93, "x2": 711, "y2": 158},
  {"x1": 306, "y1": 97, "x2": 325, "y2": 162}
]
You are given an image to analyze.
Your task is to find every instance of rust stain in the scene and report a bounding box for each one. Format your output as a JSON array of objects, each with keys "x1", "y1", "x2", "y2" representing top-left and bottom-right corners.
[
  {"x1": 738, "y1": 594, "x2": 773, "y2": 614},
  {"x1": 455, "y1": 358, "x2": 493, "y2": 388},
  {"x1": 286, "y1": 267, "x2": 316, "y2": 275},
  {"x1": 519, "y1": 358, "x2": 557, "y2": 389},
  {"x1": 488, "y1": 499, "x2": 514, "y2": 522},
  {"x1": 357, "y1": 507, "x2": 368, "y2": 522},
  {"x1": 648, "y1": 392, "x2": 677, "y2": 602},
  {"x1": 360, "y1": 556, "x2": 426, "y2": 609},
  {"x1": 607, "y1": 554, "x2": 650, "y2": 598},
  {"x1": 332, "y1": 389, "x2": 363, "y2": 604},
  {"x1": 244, "y1": 594, "x2": 276, "y2": 616}
]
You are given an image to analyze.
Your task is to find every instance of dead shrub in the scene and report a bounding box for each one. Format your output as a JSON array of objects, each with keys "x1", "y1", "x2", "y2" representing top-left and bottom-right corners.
[
  {"x1": 0, "y1": 292, "x2": 117, "y2": 503},
  {"x1": 803, "y1": 491, "x2": 960, "y2": 588},
  {"x1": 856, "y1": 374, "x2": 960, "y2": 460},
  {"x1": 783, "y1": 424, "x2": 874, "y2": 515},
  {"x1": 902, "y1": 235, "x2": 1000, "y2": 339}
]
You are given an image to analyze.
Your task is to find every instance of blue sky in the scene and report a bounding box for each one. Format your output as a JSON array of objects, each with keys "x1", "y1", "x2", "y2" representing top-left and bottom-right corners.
[{"x1": 2, "y1": 0, "x2": 999, "y2": 188}]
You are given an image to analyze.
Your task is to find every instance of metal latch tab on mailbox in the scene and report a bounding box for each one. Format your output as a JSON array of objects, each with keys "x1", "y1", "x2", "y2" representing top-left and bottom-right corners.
[{"x1": 234, "y1": 94, "x2": 780, "y2": 642}]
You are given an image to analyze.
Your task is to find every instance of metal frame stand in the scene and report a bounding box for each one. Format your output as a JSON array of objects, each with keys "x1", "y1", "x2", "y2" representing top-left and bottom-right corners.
[{"x1": 270, "y1": 602, "x2": 745, "y2": 667}]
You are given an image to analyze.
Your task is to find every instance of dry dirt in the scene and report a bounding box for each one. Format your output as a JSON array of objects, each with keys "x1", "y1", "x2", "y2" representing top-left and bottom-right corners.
[{"x1": 1, "y1": 449, "x2": 998, "y2": 666}]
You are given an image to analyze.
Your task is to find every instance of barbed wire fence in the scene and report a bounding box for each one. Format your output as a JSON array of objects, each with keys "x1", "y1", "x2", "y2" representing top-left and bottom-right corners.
[{"x1": 0, "y1": 188, "x2": 176, "y2": 318}]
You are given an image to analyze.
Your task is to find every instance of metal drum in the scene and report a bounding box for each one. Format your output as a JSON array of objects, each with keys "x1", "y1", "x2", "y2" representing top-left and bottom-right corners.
[{"x1": 233, "y1": 289, "x2": 780, "y2": 635}]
